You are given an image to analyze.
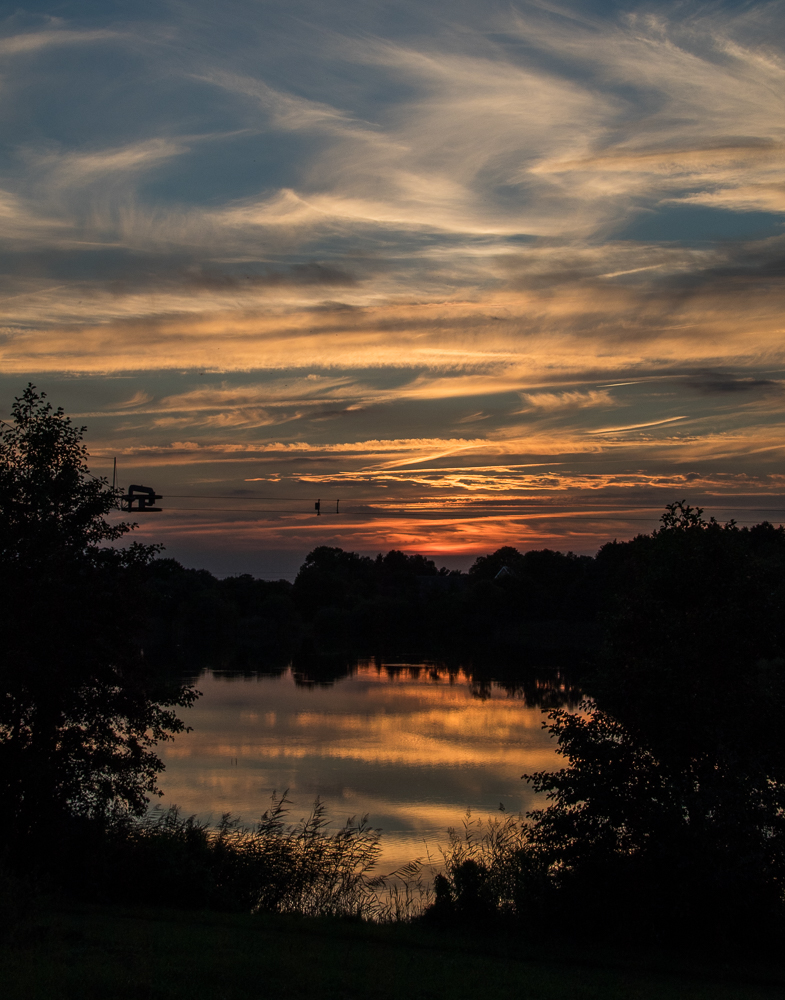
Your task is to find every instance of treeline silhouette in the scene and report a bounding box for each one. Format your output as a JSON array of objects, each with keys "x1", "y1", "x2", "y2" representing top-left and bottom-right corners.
[
  {"x1": 143, "y1": 543, "x2": 600, "y2": 688},
  {"x1": 3, "y1": 385, "x2": 785, "y2": 956},
  {"x1": 431, "y1": 505, "x2": 785, "y2": 950}
]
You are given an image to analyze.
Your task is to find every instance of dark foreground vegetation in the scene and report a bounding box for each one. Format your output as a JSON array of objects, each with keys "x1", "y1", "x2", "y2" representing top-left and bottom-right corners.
[{"x1": 2, "y1": 384, "x2": 785, "y2": 988}]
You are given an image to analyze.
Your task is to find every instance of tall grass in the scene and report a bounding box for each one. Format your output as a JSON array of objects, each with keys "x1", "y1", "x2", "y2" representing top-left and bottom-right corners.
[
  {"x1": 105, "y1": 794, "x2": 431, "y2": 921},
  {"x1": 429, "y1": 809, "x2": 534, "y2": 924}
]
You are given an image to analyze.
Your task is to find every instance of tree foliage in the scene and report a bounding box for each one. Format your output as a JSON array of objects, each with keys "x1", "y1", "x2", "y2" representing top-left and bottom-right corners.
[
  {"x1": 518, "y1": 502, "x2": 785, "y2": 942},
  {"x1": 0, "y1": 384, "x2": 130, "y2": 559},
  {"x1": 430, "y1": 503, "x2": 785, "y2": 942},
  {"x1": 595, "y1": 500, "x2": 785, "y2": 763},
  {"x1": 523, "y1": 705, "x2": 785, "y2": 942},
  {"x1": 0, "y1": 385, "x2": 196, "y2": 840}
]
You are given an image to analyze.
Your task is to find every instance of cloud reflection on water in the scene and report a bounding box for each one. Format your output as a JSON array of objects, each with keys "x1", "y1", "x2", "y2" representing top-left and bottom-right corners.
[{"x1": 158, "y1": 664, "x2": 563, "y2": 871}]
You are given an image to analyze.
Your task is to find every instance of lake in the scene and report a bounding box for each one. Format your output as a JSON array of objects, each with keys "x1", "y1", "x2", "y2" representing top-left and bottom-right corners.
[{"x1": 158, "y1": 662, "x2": 574, "y2": 873}]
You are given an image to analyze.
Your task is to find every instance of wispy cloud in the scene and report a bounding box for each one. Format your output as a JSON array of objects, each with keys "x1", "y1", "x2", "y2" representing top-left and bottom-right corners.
[
  {"x1": 519, "y1": 389, "x2": 616, "y2": 412},
  {"x1": 3, "y1": 1, "x2": 785, "y2": 564},
  {"x1": 0, "y1": 29, "x2": 117, "y2": 56},
  {"x1": 31, "y1": 138, "x2": 190, "y2": 188}
]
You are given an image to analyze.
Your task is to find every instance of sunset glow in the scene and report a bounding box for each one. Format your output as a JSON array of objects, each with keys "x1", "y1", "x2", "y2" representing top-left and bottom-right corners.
[{"x1": 3, "y1": 1, "x2": 784, "y2": 574}]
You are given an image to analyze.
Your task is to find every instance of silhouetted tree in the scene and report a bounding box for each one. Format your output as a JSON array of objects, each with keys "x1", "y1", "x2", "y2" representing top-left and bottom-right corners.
[
  {"x1": 293, "y1": 546, "x2": 376, "y2": 616},
  {"x1": 0, "y1": 385, "x2": 196, "y2": 844},
  {"x1": 519, "y1": 502, "x2": 785, "y2": 944},
  {"x1": 468, "y1": 545, "x2": 525, "y2": 580},
  {"x1": 595, "y1": 500, "x2": 785, "y2": 764},
  {"x1": 522, "y1": 705, "x2": 785, "y2": 944}
]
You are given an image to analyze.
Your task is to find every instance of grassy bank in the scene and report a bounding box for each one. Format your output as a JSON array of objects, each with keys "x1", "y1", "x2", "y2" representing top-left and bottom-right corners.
[{"x1": 2, "y1": 902, "x2": 784, "y2": 1000}]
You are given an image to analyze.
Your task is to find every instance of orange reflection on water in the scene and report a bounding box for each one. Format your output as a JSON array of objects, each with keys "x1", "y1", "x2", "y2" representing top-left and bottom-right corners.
[{"x1": 158, "y1": 664, "x2": 563, "y2": 871}]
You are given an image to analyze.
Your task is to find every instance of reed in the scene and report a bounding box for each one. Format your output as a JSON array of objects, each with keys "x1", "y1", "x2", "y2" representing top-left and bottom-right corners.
[
  {"x1": 428, "y1": 809, "x2": 532, "y2": 924},
  {"x1": 96, "y1": 793, "x2": 430, "y2": 921}
]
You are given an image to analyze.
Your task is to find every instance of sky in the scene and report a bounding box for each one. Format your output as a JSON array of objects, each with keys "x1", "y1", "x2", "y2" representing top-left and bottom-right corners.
[{"x1": 2, "y1": 0, "x2": 785, "y2": 577}]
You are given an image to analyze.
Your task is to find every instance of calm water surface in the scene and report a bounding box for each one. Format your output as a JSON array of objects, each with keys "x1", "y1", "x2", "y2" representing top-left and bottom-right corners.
[{"x1": 158, "y1": 663, "x2": 569, "y2": 871}]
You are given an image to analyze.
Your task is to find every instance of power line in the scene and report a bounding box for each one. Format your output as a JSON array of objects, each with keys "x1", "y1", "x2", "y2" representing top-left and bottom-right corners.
[
  {"x1": 159, "y1": 494, "x2": 785, "y2": 512},
  {"x1": 147, "y1": 506, "x2": 783, "y2": 525},
  {"x1": 109, "y1": 471, "x2": 785, "y2": 522}
]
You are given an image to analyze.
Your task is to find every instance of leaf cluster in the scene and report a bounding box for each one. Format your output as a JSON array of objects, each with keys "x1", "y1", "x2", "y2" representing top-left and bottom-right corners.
[
  {"x1": 0, "y1": 385, "x2": 133, "y2": 561},
  {"x1": 0, "y1": 386, "x2": 196, "y2": 846}
]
